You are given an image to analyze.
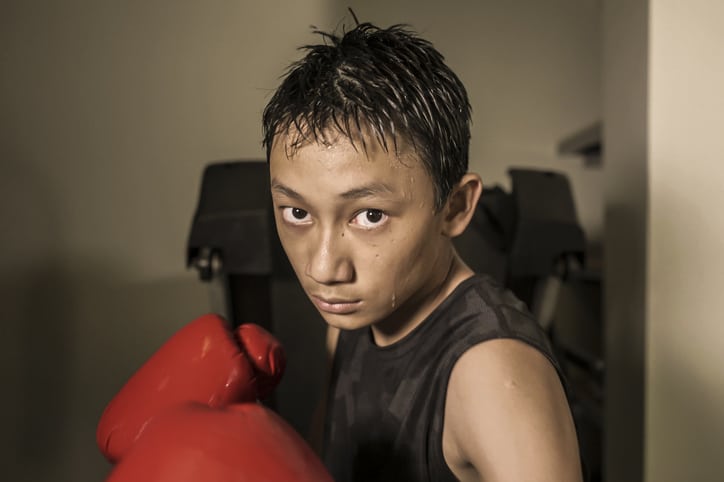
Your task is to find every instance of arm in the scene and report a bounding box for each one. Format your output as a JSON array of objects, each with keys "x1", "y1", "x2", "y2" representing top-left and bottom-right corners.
[
  {"x1": 308, "y1": 325, "x2": 340, "y2": 454},
  {"x1": 443, "y1": 339, "x2": 583, "y2": 482}
]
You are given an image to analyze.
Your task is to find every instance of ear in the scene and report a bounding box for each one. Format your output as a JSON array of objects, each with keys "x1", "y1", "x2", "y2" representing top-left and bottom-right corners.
[{"x1": 441, "y1": 173, "x2": 483, "y2": 238}]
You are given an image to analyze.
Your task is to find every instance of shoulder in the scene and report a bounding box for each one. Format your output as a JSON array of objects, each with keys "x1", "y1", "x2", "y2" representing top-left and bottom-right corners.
[
  {"x1": 451, "y1": 337, "x2": 559, "y2": 391},
  {"x1": 443, "y1": 338, "x2": 582, "y2": 481}
]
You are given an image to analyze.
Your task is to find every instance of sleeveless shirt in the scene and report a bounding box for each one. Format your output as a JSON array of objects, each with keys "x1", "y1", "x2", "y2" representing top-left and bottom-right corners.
[{"x1": 322, "y1": 274, "x2": 564, "y2": 482}]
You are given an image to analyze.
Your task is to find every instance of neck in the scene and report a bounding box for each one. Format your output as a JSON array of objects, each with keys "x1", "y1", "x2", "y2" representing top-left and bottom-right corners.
[{"x1": 370, "y1": 250, "x2": 474, "y2": 347}]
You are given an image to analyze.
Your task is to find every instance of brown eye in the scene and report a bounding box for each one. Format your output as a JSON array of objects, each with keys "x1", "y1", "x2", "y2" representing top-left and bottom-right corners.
[
  {"x1": 282, "y1": 207, "x2": 312, "y2": 225},
  {"x1": 366, "y1": 210, "x2": 384, "y2": 223},
  {"x1": 292, "y1": 208, "x2": 308, "y2": 219},
  {"x1": 352, "y1": 209, "x2": 388, "y2": 229}
]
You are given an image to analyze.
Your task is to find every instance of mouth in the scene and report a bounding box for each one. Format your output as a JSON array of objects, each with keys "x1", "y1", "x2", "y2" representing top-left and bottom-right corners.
[{"x1": 310, "y1": 295, "x2": 362, "y2": 315}]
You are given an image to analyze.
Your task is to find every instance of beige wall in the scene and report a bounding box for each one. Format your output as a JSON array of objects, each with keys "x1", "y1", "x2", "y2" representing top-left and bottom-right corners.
[
  {"x1": 604, "y1": 0, "x2": 724, "y2": 480},
  {"x1": 0, "y1": 1, "x2": 332, "y2": 480},
  {"x1": 1, "y1": 1, "x2": 602, "y2": 481},
  {"x1": 647, "y1": 1, "x2": 724, "y2": 480},
  {"x1": 602, "y1": 0, "x2": 649, "y2": 479},
  {"x1": 337, "y1": 0, "x2": 604, "y2": 241}
]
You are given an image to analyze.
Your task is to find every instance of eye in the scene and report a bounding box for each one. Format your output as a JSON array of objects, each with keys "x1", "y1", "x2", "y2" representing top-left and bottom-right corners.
[
  {"x1": 351, "y1": 209, "x2": 388, "y2": 229},
  {"x1": 281, "y1": 207, "x2": 312, "y2": 225}
]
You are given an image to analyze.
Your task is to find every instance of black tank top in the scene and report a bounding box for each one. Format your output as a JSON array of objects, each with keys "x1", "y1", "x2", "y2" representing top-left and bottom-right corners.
[{"x1": 322, "y1": 274, "x2": 564, "y2": 482}]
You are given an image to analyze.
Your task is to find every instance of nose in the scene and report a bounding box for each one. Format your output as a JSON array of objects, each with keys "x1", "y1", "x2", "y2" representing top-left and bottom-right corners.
[{"x1": 305, "y1": 229, "x2": 354, "y2": 285}]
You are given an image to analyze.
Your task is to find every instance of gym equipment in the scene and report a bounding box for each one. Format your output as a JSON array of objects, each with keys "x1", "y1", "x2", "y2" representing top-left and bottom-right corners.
[
  {"x1": 454, "y1": 167, "x2": 603, "y2": 481},
  {"x1": 186, "y1": 161, "x2": 290, "y2": 331}
]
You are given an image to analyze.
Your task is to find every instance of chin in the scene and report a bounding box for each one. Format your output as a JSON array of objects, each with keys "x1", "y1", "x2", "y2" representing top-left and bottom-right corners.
[{"x1": 319, "y1": 312, "x2": 376, "y2": 332}]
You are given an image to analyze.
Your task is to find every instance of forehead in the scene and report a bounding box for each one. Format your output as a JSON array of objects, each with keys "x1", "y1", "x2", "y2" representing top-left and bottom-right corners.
[
  {"x1": 273, "y1": 124, "x2": 402, "y2": 159},
  {"x1": 269, "y1": 130, "x2": 435, "y2": 201},
  {"x1": 271, "y1": 127, "x2": 415, "y2": 174}
]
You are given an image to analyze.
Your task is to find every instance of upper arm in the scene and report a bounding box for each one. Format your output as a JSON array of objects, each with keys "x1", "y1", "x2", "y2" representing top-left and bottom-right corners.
[{"x1": 444, "y1": 338, "x2": 582, "y2": 482}]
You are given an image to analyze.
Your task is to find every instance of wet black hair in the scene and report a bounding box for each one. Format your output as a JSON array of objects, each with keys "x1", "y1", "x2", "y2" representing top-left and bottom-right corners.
[{"x1": 262, "y1": 21, "x2": 471, "y2": 210}]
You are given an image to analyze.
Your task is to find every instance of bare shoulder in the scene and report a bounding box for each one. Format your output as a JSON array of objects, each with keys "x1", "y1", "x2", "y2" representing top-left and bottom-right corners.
[{"x1": 443, "y1": 338, "x2": 582, "y2": 482}]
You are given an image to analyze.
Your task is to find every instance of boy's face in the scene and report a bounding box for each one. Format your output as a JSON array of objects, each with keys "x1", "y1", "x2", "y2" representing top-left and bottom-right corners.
[{"x1": 269, "y1": 131, "x2": 456, "y2": 337}]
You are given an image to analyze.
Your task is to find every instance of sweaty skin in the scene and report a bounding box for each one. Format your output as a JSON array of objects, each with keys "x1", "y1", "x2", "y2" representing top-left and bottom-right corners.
[
  {"x1": 269, "y1": 131, "x2": 581, "y2": 481},
  {"x1": 269, "y1": 132, "x2": 476, "y2": 347}
]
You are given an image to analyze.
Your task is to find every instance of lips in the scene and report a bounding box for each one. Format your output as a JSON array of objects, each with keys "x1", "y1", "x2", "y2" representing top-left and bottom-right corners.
[{"x1": 310, "y1": 295, "x2": 361, "y2": 315}]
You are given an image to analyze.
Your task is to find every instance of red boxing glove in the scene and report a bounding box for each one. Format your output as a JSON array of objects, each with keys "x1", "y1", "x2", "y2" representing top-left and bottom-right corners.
[
  {"x1": 97, "y1": 314, "x2": 285, "y2": 463},
  {"x1": 236, "y1": 323, "x2": 285, "y2": 400},
  {"x1": 105, "y1": 402, "x2": 333, "y2": 482}
]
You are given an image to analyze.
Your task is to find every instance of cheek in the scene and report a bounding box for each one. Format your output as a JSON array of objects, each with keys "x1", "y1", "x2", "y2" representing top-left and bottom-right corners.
[{"x1": 365, "y1": 231, "x2": 430, "y2": 287}]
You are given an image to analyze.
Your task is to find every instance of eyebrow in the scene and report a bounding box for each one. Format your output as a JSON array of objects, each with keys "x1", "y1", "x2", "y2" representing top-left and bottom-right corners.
[
  {"x1": 270, "y1": 181, "x2": 304, "y2": 200},
  {"x1": 271, "y1": 179, "x2": 395, "y2": 201},
  {"x1": 339, "y1": 182, "x2": 395, "y2": 200}
]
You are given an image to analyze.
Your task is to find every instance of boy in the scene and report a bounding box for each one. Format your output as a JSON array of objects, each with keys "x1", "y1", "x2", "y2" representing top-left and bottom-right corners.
[{"x1": 263, "y1": 21, "x2": 582, "y2": 481}]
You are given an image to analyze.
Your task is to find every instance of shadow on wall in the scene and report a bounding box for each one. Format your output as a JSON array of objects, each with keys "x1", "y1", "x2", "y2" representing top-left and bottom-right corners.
[
  {"x1": 602, "y1": 201, "x2": 646, "y2": 482},
  {"x1": 0, "y1": 146, "x2": 69, "y2": 480},
  {"x1": 3, "y1": 260, "x2": 212, "y2": 481},
  {"x1": 1, "y1": 262, "x2": 75, "y2": 480},
  {"x1": 0, "y1": 150, "x2": 212, "y2": 481}
]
